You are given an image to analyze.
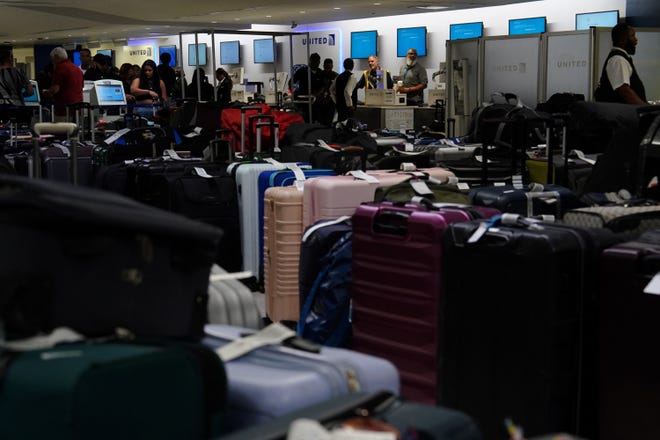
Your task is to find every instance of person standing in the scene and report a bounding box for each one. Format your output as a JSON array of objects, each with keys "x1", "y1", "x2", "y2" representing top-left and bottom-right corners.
[
  {"x1": 130, "y1": 59, "x2": 168, "y2": 117},
  {"x1": 47, "y1": 46, "x2": 83, "y2": 120},
  {"x1": 595, "y1": 23, "x2": 647, "y2": 105},
  {"x1": 79, "y1": 48, "x2": 92, "y2": 75},
  {"x1": 157, "y1": 52, "x2": 177, "y2": 99},
  {"x1": 215, "y1": 67, "x2": 233, "y2": 106},
  {"x1": 330, "y1": 58, "x2": 357, "y2": 122},
  {"x1": 0, "y1": 46, "x2": 33, "y2": 106},
  {"x1": 398, "y1": 48, "x2": 427, "y2": 106},
  {"x1": 84, "y1": 53, "x2": 120, "y2": 81},
  {"x1": 355, "y1": 55, "x2": 394, "y2": 90}
]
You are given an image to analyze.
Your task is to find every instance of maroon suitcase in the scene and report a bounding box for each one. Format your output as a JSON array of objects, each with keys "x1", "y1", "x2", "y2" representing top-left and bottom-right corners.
[
  {"x1": 597, "y1": 230, "x2": 660, "y2": 440},
  {"x1": 350, "y1": 200, "x2": 500, "y2": 404}
]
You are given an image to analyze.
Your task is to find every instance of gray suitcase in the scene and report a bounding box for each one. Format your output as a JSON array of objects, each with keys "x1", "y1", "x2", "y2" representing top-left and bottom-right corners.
[
  {"x1": 562, "y1": 204, "x2": 660, "y2": 238},
  {"x1": 207, "y1": 265, "x2": 263, "y2": 330}
]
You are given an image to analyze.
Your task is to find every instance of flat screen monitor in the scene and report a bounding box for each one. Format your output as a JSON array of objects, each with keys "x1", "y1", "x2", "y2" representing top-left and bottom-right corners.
[
  {"x1": 96, "y1": 49, "x2": 115, "y2": 66},
  {"x1": 351, "y1": 30, "x2": 378, "y2": 59},
  {"x1": 509, "y1": 17, "x2": 547, "y2": 35},
  {"x1": 72, "y1": 51, "x2": 81, "y2": 66},
  {"x1": 188, "y1": 43, "x2": 207, "y2": 66},
  {"x1": 159, "y1": 45, "x2": 177, "y2": 66},
  {"x1": 254, "y1": 38, "x2": 274, "y2": 63},
  {"x1": 450, "y1": 22, "x2": 484, "y2": 40},
  {"x1": 575, "y1": 10, "x2": 620, "y2": 30},
  {"x1": 397, "y1": 26, "x2": 427, "y2": 57},
  {"x1": 92, "y1": 79, "x2": 127, "y2": 106},
  {"x1": 23, "y1": 80, "x2": 40, "y2": 106},
  {"x1": 220, "y1": 40, "x2": 240, "y2": 65}
]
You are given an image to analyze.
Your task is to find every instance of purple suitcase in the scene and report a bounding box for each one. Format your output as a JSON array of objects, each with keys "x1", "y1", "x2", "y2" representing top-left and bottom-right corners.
[{"x1": 350, "y1": 200, "x2": 500, "y2": 404}]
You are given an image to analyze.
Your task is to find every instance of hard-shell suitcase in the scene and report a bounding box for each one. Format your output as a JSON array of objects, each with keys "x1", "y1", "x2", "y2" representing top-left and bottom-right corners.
[
  {"x1": 469, "y1": 183, "x2": 583, "y2": 218},
  {"x1": 229, "y1": 161, "x2": 305, "y2": 280},
  {"x1": 351, "y1": 200, "x2": 500, "y2": 404},
  {"x1": 302, "y1": 167, "x2": 455, "y2": 228},
  {"x1": 207, "y1": 265, "x2": 263, "y2": 330},
  {"x1": 0, "y1": 341, "x2": 226, "y2": 440},
  {"x1": 203, "y1": 323, "x2": 400, "y2": 433},
  {"x1": 597, "y1": 230, "x2": 660, "y2": 440},
  {"x1": 263, "y1": 185, "x2": 305, "y2": 322},
  {"x1": 216, "y1": 390, "x2": 483, "y2": 440},
  {"x1": 0, "y1": 175, "x2": 222, "y2": 341},
  {"x1": 439, "y1": 216, "x2": 621, "y2": 439}
]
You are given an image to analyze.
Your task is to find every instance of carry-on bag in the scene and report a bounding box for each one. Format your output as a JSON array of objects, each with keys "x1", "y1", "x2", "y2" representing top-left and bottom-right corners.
[
  {"x1": 469, "y1": 183, "x2": 583, "y2": 218},
  {"x1": 562, "y1": 203, "x2": 660, "y2": 239},
  {"x1": 596, "y1": 229, "x2": 660, "y2": 440},
  {"x1": 216, "y1": 390, "x2": 482, "y2": 440},
  {"x1": 439, "y1": 215, "x2": 621, "y2": 439},
  {"x1": 202, "y1": 323, "x2": 400, "y2": 433},
  {"x1": 351, "y1": 200, "x2": 500, "y2": 404},
  {"x1": 0, "y1": 175, "x2": 222, "y2": 340},
  {"x1": 0, "y1": 340, "x2": 227, "y2": 440}
]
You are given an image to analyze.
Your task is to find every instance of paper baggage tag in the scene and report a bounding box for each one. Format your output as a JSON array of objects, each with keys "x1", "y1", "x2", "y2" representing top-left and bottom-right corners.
[
  {"x1": 457, "y1": 182, "x2": 470, "y2": 191},
  {"x1": 644, "y1": 273, "x2": 660, "y2": 296},
  {"x1": 215, "y1": 322, "x2": 296, "y2": 362},
  {"x1": 192, "y1": 167, "x2": 213, "y2": 179},
  {"x1": 209, "y1": 271, "x2": 253, "y2": 282},
  {"x1": 104, "y1": 127, "x2": 131, "y2": 144},
  {"x1": 411, "y1": 180, "x2": 433, "y2": 196},
  {"x1": 348, "y1": 170, "x2": 380, "y2": 183},
  {"x1": 404, "y1": 143, "x2": 414, "y2": 152},
  {"x1": 264, "y1": 157, "x2": 286, "y2": 169}
]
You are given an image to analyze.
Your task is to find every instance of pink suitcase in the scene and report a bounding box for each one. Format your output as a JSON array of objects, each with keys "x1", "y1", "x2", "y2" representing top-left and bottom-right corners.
[
  {"x1": 263, "y1": 185, "x2": 304, "y2": 322},
  {"x1": 302, "y1": 167, "x2": 455, "y2": 228},
  {"x1": 350, "y1": 200, "x2": 499, "y2": 404}
]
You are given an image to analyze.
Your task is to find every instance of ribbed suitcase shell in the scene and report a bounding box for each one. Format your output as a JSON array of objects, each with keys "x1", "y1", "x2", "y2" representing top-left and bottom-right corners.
[
  {"x1": 207, "y1": 265, "x2": 263, "y2": 330},
  {"x1": 302, "y1": 167, "x2": 455, "y2": 228},
  {"x1": 351, "y1": 202, "x2": 498, "y2": 404},
  {"x1": 597, "y1": 230, "x2": 660, "y2": 440},
  {"x1": 203, "y1": 324, "x2": 400, "y2": 433},
  {"x1": 263, "y1": 185, "x2": 304, "y2": 321}
]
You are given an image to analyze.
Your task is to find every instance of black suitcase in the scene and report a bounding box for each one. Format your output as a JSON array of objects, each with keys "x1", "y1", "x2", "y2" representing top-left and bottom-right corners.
[
  {"x1": 597, "y1": 230, "x2": 660, "y2": 440},
  {"x1": 0, "y1": 175, "x2": 222, "y2": 341},
  {"x1": 216, "y1": 391, "x2": 482, "y2": 440},
  {"x1": 439, "y1": 216, "x2": 621, "y2": 439}
]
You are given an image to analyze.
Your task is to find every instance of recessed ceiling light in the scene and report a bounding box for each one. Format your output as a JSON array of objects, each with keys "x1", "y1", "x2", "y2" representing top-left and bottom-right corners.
[
  {"x1": 333, "y1": 7, "x2": 341, "y2": 9},
  {"x1": 266, "y1": 15, "x2": 272, "y2": 18},
  {"x1": 415, "y1": 5, "x2": 449, "y2": 9},
  {"x1": 373, "y1": 2, "x2": 381, "y2": 5},
  {"x1": 299, "y1": 10, "x2": 306, "y2": 14}
]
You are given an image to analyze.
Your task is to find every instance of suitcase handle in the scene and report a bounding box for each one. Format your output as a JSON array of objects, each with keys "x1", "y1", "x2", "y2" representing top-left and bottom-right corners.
[{"x1": 373, "y1": 210, "x2": 410, "y2": 236}]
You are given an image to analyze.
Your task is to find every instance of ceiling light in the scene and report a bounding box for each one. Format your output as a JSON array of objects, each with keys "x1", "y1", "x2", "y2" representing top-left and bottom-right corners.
[
  {"x1": 333, "y1": 7, "x2": 341, "y2": 9},
  {"x1": 415, "y1": 5, "x2": 449, "y2": 9},
  {"x1": 299, "y1": 10, "x2": 306, "y2": 14},
  {"x1": 373, "y1": 2, "x2": 381, "y2": 5},
  {"x1": 266, "y1": 15, "x2": 272, "y2": 18}
]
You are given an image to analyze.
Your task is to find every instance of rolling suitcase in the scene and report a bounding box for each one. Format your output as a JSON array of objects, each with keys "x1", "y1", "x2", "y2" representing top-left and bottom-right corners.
[
  {"x1": 439, "y1": 215, "x2": 621, "y2": 439},
  {"x1": 263, "y1": 185, "x2": 305, "y2": 322},
  {"x1": 350, "y1": 200, "x2": 500, "y2": 404},
  {"x1": 202, "y1": 323, "x2": 400, "y2": 433},
  {"x1": 216, "y1": 390, "x2": 482, "y2": 440},
  {"x1": 597, "y1": 230, "x2": 660, "y2": 440},
  {"x1": 302, "y1": 167, "x2": 455, "y2": 228},
  {"x1": 0, "y1": 341, "x2": 226, "y2": 440},
  {"x1": 0, "y1": 175, "x2": 222, "y2": 341},
  {"x1": 208, "y1": 265, "x2": 263, "y2": 330}
]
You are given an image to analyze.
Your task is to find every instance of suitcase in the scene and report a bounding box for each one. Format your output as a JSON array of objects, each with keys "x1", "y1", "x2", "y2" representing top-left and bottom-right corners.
[
  {"x1": 0, "y1": 341, "x2": 226, "y2": 440},
  {"x1": 208, "y1": 264, "x2": 263, "y2": 330},
  {"x1": 597, "y1": 230, "x2": 660, "y2": 440},
  {"x1": 40, "y1": 142, "x2": 94, "y2": 186},
  {"x1": 439, "y1": 216, "x2": 621, "y2": 439},
  {"x1": 0, "y1": 175, "x2": 222, "y2": 341},
  {"x1": 469, "y1": 183, "x2": 583, "y2": 218},
  {"x1": 562, "y1": 204, "x2": 660, "y2": 239},
  {"x1": 302, "y1": 168, "x2": 455, "y2": 228},
  {"x1": 374, "y1": 175, "x2": 470, "y2": 204},
  {"x1": 216, "y1": 390, "x2": 483, "y2": 440},
  {"x1": 257, "y1": 166, "x2": 335, "y2": 280},
  {"x1": 202, "y1": 323, "x2": 400, "y2": 433},
  {"x1": 263, "y1": 185, "x2": 305, "y2": 322},
  {"x1": 230, "y1": 161, "x2": 305, "y2": 280},
  {"x1": 350, "y1": 200, "x2": 500, "y2": 404}
]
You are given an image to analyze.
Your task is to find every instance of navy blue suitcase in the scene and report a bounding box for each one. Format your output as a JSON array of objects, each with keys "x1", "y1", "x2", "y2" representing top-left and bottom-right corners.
[{"x1": 469, "y1": 183, "x2": 583, "y2": 218}]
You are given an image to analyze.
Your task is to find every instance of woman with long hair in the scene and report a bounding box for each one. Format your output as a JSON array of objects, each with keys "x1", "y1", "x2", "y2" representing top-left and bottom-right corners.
[
  {"x1": 215, "y1": 67, "x2": 233, "y2": 106},
  {"x1": 130, "y1": 59, "x2": 167, "y2": 115}
]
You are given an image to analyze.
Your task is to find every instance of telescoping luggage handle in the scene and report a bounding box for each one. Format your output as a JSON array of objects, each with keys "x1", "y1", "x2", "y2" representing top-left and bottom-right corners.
[
  {"x1": 240, "y1": 105, "x2": 263, "y2": 154},
  {"x1": 33, "y1": 122, "x2": 79, "y2": 184}
]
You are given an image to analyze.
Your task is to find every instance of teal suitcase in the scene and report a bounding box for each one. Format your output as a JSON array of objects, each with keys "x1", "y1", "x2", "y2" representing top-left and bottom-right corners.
[{"x1": 0, "y1": 342, "x2": 226, "y2": 440}]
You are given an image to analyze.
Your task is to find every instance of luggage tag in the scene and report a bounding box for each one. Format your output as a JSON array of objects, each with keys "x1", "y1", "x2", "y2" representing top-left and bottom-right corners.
[
  {"x1": 467, "y1": 214, "x2": 502, "y2": 244},
  {"x1": 347, "y1": 170, "x2": 380, "y2": 183},
  {"x1": 103, "y1": 127, "x2": 131, "y2": 144},
  {"x1": 209, "y1": 271, "x2": 254, "y2": 282},
  {"x1": 286, "y1": 163, "x2": 307, "y2": 191},
  {"x1": 213, "y1": 322, "x2": 296, "y2": 362},
  {"x1": 644, "y1": 272, "x2": 660, "y2": 296}
]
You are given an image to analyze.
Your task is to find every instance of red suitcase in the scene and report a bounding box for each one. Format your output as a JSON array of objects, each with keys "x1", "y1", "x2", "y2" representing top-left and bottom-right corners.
[{"x1": 350, "y1": 200, "x2": 499, "y2": 404}]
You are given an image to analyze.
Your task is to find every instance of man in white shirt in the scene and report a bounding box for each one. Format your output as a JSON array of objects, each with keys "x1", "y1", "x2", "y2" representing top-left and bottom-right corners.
[
  {"x1": 330, "y1": 58, "x2": 357, "y2": 122},
  {"x1": 595, "y1": 23, "x2": 647, "y2": 104}
]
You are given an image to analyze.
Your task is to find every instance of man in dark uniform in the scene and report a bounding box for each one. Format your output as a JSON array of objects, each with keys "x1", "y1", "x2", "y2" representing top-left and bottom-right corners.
[{"x1": 595, "y1": 23, "x2": 648, "y2": 105}]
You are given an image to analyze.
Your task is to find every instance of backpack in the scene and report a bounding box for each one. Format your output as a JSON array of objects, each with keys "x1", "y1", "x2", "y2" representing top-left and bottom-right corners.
[{"x1": 297, "y1": 231, "x2": 352, "y2": 347}]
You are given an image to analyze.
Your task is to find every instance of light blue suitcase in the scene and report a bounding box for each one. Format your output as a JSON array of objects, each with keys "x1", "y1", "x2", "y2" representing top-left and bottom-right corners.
[{"x1": 202, "y1": 323, "x2": 400, "y2": 433}]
